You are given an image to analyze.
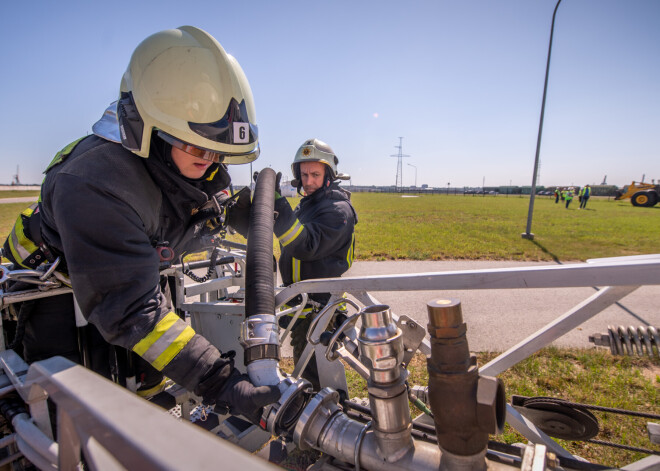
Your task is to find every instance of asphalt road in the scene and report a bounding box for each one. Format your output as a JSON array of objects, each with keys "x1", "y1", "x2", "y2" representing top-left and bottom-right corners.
[
  {"x1": 0, "y1": 197, "x2": 38, "y2": 204},
  {"x1": 338, "y1": 260, "x2": 659, "y2": 353}
]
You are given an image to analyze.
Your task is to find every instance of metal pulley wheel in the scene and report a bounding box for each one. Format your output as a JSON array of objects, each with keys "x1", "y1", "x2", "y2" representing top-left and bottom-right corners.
[{"x1": 512, "y1": 395, "x2": 599, "y2": 441}]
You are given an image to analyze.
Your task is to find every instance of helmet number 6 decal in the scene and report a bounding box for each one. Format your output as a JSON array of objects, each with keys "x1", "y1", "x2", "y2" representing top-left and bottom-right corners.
[{"x1": 233, "y1": 122, "x2": 249, "y2": 144}]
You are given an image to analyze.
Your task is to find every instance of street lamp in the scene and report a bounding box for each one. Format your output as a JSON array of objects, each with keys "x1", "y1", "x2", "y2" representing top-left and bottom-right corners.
[
  {"x1": 523, "y1": 0, "x2": 563, "y2": 240},
  {"x1": 407, "y1": 163, "x2": 417, "y2": 188}
]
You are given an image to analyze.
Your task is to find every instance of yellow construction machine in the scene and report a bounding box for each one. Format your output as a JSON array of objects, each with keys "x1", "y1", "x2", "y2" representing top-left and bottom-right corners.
[{"x1": 614, "y1": 181, "x2": 660, "y2": 207}]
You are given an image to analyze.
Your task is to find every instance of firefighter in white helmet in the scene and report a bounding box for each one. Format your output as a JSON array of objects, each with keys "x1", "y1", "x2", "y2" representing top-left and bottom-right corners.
[
  {"x1": 273, "y1": 138, "x2": 357, "y2": 390},
  {"x1": 3, "y1": 26, "x2": 279, "y2": 422}
]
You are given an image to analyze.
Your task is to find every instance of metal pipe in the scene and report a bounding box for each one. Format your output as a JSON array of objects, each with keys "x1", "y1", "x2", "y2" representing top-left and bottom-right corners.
[
  {"x1": 0, "y1": 451, "x2": 23, "y2": 468},
  {"x1": 359, "y1": 304, "x2": 413, "y2": 461},
  {"x1": 14, "y1": 435, "x2": 57, "y2": 471},
  {"x1": 293, "y1": 389, "x2": 442, "y2": 471},
  {"x1": 426, "y1": 299, "x2": 505, "y2": 470},
  {"x1": 12, "y1": 413, "x2": 59, "y2": 465}
]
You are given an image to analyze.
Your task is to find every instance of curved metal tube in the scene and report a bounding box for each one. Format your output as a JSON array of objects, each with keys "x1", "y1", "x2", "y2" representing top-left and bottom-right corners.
[
  {"x1": 324, "y1": 313, "x2": 360, "y2": 361},
  {"x1": 12, "y1": 413, "x2": 58, "y2": 468},
  {"x1": 15, "y1": 435, "x2": 57, "y2": 471},
  {"x1": 306, "y1": 297, "x2": 360, "y2": 345}
]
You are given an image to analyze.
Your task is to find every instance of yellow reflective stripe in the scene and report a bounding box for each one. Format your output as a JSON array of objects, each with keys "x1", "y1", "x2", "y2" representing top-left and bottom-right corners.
[
  {"x1": 346, "y1": 233, "x2": 355, "y2": 268},
  {"x1": 206, "y1": 167, "x2": 219, "y2": 181},
  {"x1": 136, "y1": 378, "x2": 168, "y2": 398},
  {"x1": 292, "y1": 257, "x2": 301, "y2": 283},
  {"x1": 279, "y1": 220, "x2": 304, "y2": 247},
  {"x1": 132, "y1": 312, "x2": 195, "y2": 371},
  {"x1": 284, "y1": 305, "x2": 313, "y2": 318},
  {"x1": 44, "y1": 137, "x2": 85, "y2": 174},
  {"x1": 8, "y1": 215, "x2": 39, "y2": 264}
]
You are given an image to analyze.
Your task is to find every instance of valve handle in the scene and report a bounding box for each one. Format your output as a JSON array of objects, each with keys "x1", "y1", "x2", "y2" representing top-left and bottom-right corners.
[
  {"x1": 306, "y1": 297, "x2": 360, "y2": 345},
  {"x1": 325, "y1": 312, "x2": 361, "y2": 361}
]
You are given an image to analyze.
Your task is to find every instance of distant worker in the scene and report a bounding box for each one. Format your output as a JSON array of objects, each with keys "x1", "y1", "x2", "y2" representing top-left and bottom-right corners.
[
  {"x1": 554, "y1": 188, "x2": 560, "y2": 204},
  {"x1": 579, "y1": 184, "x2": 591, "y2": 209},
  {"x1": 273, "y1": 138, "x2": 357, "y2": 390},
  {"x1": 563, "y1": 188, "x2": 574, "y2": 209}
]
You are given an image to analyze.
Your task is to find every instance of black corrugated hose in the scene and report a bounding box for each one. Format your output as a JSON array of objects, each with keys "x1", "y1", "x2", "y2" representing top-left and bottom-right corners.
[{"x1": 245, "y1": 168, "x2": 276, "y2": 317}]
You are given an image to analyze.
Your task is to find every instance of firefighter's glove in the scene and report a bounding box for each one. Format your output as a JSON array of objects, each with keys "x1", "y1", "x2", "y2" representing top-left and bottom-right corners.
[
  {"x1": 225, "y1": 189, "x2": 251, "y2": 238},
  {"x1": 214, "y1": 369, "x2": 281, "y2": 424},
  {"x1": 275, "y1": 172, "x2": 282, "y2": 200}
]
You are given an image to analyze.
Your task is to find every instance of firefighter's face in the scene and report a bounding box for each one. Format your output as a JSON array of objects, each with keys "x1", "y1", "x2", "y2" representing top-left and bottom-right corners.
[
  {"x1": 300, "y1": 161, "x2": 326, "y2": 196},
  {"x1": 171, "y1": 146, "x2": 213, "y2": 179}
]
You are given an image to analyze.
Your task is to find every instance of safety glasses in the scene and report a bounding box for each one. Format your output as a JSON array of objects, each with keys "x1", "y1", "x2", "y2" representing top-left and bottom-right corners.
[
  {"x1": 157, "y1": 131, "x2": 225, "y2": 163},
  {"x1": 157, "y1": 131, "x2": 260, "y2": 164}
]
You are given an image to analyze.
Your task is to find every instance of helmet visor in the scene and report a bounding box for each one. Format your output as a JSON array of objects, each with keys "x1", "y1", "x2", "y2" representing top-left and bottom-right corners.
[
  {"x1": 188, "y1": 98, "x2": 258, "y2": 146},
  {"x1": 157, "y1": 131, "x2": 260, "y2": 164}
]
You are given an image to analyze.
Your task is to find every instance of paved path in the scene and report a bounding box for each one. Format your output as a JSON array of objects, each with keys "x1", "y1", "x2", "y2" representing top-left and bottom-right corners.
[
  {"x1": 0, "y1": 197, "x2": 38, "y2": 204},
  {"x1": 338, "y1": 260, "x2": 660, "y2": 353}
]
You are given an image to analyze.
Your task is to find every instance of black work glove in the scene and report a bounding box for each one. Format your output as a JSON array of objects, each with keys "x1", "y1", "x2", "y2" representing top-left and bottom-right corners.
[
  {"x1": 225, "y1": 188, "x2": 251, "y2": 238},
  {"x1": 214, "y1": 369, "x2": 281, "y2": 425}
]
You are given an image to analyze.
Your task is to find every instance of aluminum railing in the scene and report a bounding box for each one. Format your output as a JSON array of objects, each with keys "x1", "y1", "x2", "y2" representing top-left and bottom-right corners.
[{"x1": 0, "y1": 350, "x2": 275, "y2": 471}]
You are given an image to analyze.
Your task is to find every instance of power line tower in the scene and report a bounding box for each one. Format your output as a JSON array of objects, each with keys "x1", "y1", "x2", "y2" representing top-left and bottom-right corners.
[
  {"x1": 390, "y1": 137, "x2": 410, "y2": 192},
  {"x1": 11, "y1": 166, "x2": 20, "y2": 185}
]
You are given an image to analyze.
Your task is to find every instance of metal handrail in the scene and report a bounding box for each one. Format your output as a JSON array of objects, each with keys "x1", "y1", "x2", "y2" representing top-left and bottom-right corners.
[{"x1": 0, "y1": 351, "x2": 275, "y2": 470}]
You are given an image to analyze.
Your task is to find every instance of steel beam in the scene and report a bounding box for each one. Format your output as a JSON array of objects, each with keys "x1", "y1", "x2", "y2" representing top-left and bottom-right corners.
[{"x1": 479, "y1": 285, "x2": 639, "y2": 377}]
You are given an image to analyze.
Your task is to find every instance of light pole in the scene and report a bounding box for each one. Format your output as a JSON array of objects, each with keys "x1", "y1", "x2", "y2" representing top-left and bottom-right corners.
[
  {"x1": 523, "y1": 0, "x2": 563, "y2": 240},
  {"x1": 407, "y1": 163, "x2": 417, "y2": 188}
]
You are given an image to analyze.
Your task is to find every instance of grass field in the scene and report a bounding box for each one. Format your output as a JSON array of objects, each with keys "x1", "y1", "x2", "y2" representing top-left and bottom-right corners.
[
  {"x1": 349, "y1": 193, "x2": 659, "y2": 262},
  {"x1": 2, "y1": 191, "x2": 658, "y2": 263},
  {"x1": 0, "y1": 190, "x2": 40, "y2": 199}
]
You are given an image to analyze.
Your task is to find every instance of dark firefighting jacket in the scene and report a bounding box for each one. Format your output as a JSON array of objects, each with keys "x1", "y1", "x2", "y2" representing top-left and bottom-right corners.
[
  {"x1": 38, "y1": 135, "x2": 232, "y2": 396},
  {"x1": 273, "y1": 183, "x2": 357, "y2": 305}
]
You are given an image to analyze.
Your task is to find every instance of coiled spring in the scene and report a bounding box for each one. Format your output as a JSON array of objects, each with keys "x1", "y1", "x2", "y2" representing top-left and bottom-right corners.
[{"x1": 589, "y1": 325, "x2": 660, "y2": 359}]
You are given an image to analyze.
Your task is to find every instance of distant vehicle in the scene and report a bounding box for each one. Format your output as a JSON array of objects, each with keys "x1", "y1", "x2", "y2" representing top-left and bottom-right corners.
[{"x1": 614, "y1": 181, "x2": 660, "y2": 207}]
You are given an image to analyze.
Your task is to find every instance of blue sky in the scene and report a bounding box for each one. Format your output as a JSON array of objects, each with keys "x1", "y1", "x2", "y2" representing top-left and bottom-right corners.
[{"x1": 1, "y1": 0, "x2": 658, "y2": 188}]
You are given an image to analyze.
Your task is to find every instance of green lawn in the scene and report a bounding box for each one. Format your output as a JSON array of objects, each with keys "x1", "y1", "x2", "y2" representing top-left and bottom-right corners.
[
  {"x1": 0, "y1": 190, "x2": 40, "y2": 199},
  {"x1": 349, "y1": 193, "x2": 659, "y2": 261},
  {"x1": 2, "y1": 192, "x2": 659, "y2": 263}
]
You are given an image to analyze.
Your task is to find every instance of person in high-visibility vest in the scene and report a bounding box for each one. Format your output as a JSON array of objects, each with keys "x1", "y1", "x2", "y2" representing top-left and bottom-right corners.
[
  {"x1": 563, "y1": 188, "x2": 574, "y2": 209},
  {"x1": 579, "y1": 185, "x2": 592, "y2": 209}
]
